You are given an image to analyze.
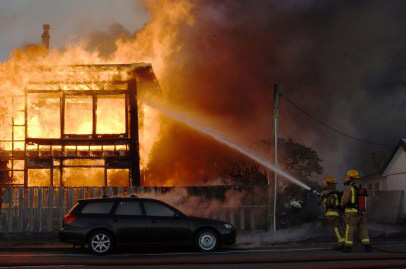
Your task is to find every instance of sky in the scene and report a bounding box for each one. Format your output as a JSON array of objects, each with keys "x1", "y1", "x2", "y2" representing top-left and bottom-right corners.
[{"x1": 0, "y1": 0, "x2": 148, "y2": 61}]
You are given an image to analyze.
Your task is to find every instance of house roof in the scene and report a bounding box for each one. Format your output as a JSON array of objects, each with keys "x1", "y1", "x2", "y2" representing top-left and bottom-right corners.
[
  {"x1": 26, "y1": 63, "x2": 158, "y2": 92},
  {"x1": 382, "y1": 139, "x2": 406, "y2": 176}
]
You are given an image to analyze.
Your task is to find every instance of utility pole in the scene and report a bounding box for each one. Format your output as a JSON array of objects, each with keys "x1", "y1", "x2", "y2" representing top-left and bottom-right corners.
[{"x1": 272, "y1": 83, "x2": 280, "y2": 232}]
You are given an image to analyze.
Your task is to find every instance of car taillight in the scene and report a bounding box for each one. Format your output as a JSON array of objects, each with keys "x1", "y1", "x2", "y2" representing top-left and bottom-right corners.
[{"x1": 63, "y1": 215, "x2": 77, "y2": 225}]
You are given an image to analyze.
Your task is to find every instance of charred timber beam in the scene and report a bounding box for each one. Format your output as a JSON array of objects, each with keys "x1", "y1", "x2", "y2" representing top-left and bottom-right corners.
[
  {"x1": 28, "y1": 81, "x2": 128, "y2": 85},
  {"x1": 24, "y1": 156, "x2": 129, "y2": 161},
  {"x1": 69, "y1": 63, "x2": 151, "y2": 70},
  {"x1": 128, "y1": 72, "x2": 141, "y2": 186},
  {"x1": 26, "y1": 90, "x2": 128, "y2": 94},
  {"x1": 29, "y1": 63, "x2": 152, "y2": 72},
  {"x1": 26, "y1": 137, "x2": 130, "y2": 146}
]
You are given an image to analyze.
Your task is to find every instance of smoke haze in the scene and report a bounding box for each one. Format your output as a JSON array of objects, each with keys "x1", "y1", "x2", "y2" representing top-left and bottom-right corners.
[{"x1": 138, "y1": 0, "x2": 406, "y2": 184}]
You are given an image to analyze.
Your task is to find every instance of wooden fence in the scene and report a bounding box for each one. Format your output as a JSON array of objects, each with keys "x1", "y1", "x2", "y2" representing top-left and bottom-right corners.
[{"x1": 0, "y1": 186, "x2": 269, "y2": 233}]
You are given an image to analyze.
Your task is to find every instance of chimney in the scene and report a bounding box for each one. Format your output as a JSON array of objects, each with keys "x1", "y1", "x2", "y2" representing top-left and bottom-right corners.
[{"x1": 41, "y1": 24, "x2": 50, "y2": 49}]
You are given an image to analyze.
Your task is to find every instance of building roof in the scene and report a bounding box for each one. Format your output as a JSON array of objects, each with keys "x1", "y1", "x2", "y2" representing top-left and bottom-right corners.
[
  {"x1": 27, "y1": 63, "x2": 158, "y2": 92},
  {"x1": 382, "y1": 139, "x2": 406, "y2": 176}
]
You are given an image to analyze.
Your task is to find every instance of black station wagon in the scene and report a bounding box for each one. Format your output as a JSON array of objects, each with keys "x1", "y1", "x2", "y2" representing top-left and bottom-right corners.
[{"x1": 58, "y1": 196, "x2": 236, "y2": 254}]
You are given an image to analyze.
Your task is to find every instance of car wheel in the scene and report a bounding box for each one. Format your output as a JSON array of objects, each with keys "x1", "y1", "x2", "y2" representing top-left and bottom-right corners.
[
  {"x1": 88, "y1": 230, "x2": 113, "y2": 255},
  {"x1": 195, "y1": 229, "x2": 219, "y2": 252}
]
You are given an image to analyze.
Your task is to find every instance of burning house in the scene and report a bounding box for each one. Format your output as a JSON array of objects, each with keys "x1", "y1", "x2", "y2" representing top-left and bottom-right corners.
[{"x1": 0, "y1": 62, "x2": 159, "y2": 187}]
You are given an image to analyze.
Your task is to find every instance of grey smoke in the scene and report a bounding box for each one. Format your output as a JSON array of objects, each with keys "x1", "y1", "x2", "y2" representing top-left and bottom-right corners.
[
  {"x1": 2, "y1": 0, "x2": 406, "y2": 183},
  {"x1": 237, "y1": 223, "x2": 329, "y2": 246},
  {"x1": 139, "y1": 0, "x2": 406, "y2": 182}
]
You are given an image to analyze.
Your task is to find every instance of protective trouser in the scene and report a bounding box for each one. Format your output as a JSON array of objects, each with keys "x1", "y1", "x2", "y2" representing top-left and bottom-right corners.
[
  {"x1": 326, "y1": 214, "x2": 345, "y2": 246},
  {"x1": 344, "y1": 212, "x2": 370, "y2": 247}
]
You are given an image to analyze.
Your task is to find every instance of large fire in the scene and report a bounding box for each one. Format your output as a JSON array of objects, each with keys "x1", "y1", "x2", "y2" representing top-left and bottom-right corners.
[{"x1": 0, "y1": 0, "x2": 195, "y2": 187}]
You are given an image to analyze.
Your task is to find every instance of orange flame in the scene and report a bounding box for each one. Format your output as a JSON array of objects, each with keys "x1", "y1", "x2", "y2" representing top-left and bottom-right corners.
[{"x1": 0, "y1": 0, "x2": 196, "y2": 186}]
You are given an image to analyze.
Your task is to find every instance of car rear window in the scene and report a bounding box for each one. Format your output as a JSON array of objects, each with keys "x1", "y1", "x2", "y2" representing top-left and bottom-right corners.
[
  {"x1": 114, "y1": 201, "x2": 143, "y2": 216},
  {"x1": 143, "y1": 201, "x2": 175, "y2": 217},
  {"x1": 81, "y1": 202, "x2": 114, "y2": 214}
]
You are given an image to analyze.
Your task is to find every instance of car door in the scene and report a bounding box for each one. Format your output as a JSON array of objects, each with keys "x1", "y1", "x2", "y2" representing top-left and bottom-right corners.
[
  {"x1": 143, "y1": 200, "x2": 191, "y2": 244},
  {"x1": 112, "y1": 200, "x2": 148, "y2": 243}
]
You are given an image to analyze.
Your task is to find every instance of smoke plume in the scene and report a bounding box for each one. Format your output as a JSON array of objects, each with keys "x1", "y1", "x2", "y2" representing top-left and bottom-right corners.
[
  {"x1": 2, "y1": 0, "x2": 406, "y2": 186},
  {"x1": 131, "y1": 0, "x2": 406, "y2": 184}
]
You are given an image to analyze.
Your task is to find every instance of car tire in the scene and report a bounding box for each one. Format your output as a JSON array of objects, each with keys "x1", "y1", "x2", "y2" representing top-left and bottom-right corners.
[
  {"x1": 88, "y1": 230, "x2": 114, "y2": 255},
  {"x1": 195, "y1": 229, "x2": 219, "y2": 252}
]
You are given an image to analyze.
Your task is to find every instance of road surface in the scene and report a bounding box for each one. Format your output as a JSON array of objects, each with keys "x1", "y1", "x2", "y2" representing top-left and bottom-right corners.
[{"x1": 1, "y1": 243, "x2": 406, "y2": 268}]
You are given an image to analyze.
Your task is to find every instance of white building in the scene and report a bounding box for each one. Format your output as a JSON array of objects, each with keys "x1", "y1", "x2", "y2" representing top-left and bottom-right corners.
[
  {"x1": 383, "y1": 139, "x2": 406, "y2": 191},
  {"x1": 380, "y1": 139, "x2": 406, "y2": 221}
]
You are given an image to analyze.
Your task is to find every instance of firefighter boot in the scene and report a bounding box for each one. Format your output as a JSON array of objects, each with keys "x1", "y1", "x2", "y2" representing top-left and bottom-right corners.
[{"x1": 364, "y1": 245, "x2": 372, "y2": 252}]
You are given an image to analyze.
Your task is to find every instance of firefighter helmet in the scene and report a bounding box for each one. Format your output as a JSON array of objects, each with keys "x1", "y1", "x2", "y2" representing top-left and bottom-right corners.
[
  {"x1": 346, "y1": 169, "x2": 360, "y2": 179},
  {"x1": 323, "y1": 176, "x2": 337, "y2": 184}
]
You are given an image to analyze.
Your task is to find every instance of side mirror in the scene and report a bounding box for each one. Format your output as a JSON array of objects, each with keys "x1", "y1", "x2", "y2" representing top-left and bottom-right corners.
[{"x1": 174, "y1": 213, "x2": 181, "y2": 219}]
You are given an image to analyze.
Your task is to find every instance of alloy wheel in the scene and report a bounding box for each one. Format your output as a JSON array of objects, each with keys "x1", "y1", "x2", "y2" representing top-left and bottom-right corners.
[
  {"x1": 90, "y1": 233, "x2": 111, "y2": 254},
  {"x1": 198, "y1": 231, "x2": 217, "y2": 251}
]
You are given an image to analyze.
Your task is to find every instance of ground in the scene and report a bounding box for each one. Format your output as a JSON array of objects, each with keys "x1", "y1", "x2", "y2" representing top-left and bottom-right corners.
[{"x1": 1, "y1": 239, "x2": 406, "y2": 269}]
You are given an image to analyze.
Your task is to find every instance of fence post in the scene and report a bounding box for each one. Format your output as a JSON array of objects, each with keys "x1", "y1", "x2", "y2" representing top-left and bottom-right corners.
[
  {"x1": 17, "y1": 187, "x2": 24, "y2": 232},
  {"x1": 250, "y1": 207, "x2": 255, "y2": 231},
  {"x1": 23, "y1": 188, "x2": 28, "y2": 232},
  {"x1": 230, "y1": 208, "x2": 235, "y2": 227},
  {"x1": 38, "y1": 187, "x2": 43, "y2": 232},
  {"x1": 117, "y1": 187, "x2": 123, "y2": 196},
  {"x1": 128, "y1": 186, "x2": 134, "y2": 195},
  {"x1": 221, "y1": 207, "x2": 226, "y2": 222},
  {"x1": 107, "y1": 187, "x2": 113, "y2": 197},
  {"x1": 6, "y1": 188, "x2": 13, "y2": 232},
  {"x1": 68, "y1": 187, "x2": 74, "y2": 210},
  {"x1": 79, "y1": 187, "x2": 84, "y2": 200},
  {"x1": 240, "y1": 207, "x2": 245, "y2": 230},
  {"x1": 1, "y1": 188, "x2": 8, "y2": 232},
  {"x1": 29, "y1": 188, "x2": 34, "y2": 232},
  {"x1": 97, "y1": 187, "x2": 102, "y2": 197},
  {"x1": 156, "y1": 187, "x2": 161, "y2": 195},
  {"x1": 58, "y1": 187, "x2": 65, "y2": 232},
  {"x1": 48, "y1": 187, "x2": 53, "y2": 232}
]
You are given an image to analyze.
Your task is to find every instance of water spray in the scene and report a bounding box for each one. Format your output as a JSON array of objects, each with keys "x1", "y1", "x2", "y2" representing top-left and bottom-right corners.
[{"x1": 143, "y1": 98, "x2": 311, "y2": 191}]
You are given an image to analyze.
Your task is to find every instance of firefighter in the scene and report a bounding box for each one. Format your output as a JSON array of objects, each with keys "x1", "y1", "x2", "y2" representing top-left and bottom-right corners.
[
  {"x1": 321, "y1": 176, "x2": 345, "y2": 250},
  {"x1": 341, "y1": 169, "x2": 371, "y2": 252}
]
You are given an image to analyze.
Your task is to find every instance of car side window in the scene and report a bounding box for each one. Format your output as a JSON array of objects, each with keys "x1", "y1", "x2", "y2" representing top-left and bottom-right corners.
[
  {"x1": 143, "y1": 201, "x2": 175, "y2": 217},
  {"x1": 115, "y1": 201, "x2": 143, "y2": 216},
  {"x1": 81, "y1": 202, "x2": 114, "y2": 214}
]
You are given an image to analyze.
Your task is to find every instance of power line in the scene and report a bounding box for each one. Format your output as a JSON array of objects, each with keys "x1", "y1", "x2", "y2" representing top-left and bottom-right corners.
[{"x1": 282, "y1": 94, "x2": 395, "y2": 147}]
